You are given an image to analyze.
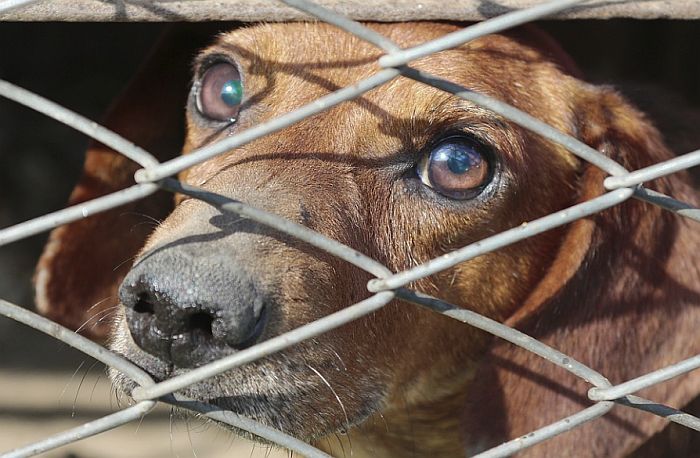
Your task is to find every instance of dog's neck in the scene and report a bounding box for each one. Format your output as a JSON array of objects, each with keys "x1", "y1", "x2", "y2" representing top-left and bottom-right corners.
[{"x1": 317, "y1": 385, "x2": 472, "y2": 457}]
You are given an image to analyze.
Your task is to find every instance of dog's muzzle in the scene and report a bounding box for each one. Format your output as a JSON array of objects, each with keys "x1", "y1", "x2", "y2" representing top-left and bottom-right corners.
[{"x1": 119, "y1": 242, "x2": 268, "y2": 368}]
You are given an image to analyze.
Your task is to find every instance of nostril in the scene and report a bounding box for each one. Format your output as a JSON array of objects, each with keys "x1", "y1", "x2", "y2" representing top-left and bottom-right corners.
[
  {"x1": 188, "y1": 312, "x2": 214, "y2": 336},
  {"x1": 133, "y1": 294, "x2": 155, "y2": 315}
]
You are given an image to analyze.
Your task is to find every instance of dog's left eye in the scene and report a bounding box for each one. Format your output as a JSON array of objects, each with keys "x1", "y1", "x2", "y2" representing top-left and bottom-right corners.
[
  {"x1": 196, "y1": 62, "x2": 243, "y2": 122},
  {"x1": 418, "y1": 137, "x2": 491, "y2": 200}
]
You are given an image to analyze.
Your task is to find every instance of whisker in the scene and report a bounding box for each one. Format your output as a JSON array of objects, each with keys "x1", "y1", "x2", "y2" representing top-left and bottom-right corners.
[
  {"x1": 135, "y1": 404, "x2": 148, "y2": 434},
  {"x1": 185, "y1": 416, "x2": 199, "y2": 457},
  {"x1": 306, "y1": 363, "x2": 353, "y2": 454},
  {"x1": 74, "y1": 305, "x2": 119, "y2": 334},
  {"x1": 170, "y1": 406, "x2": 178, "y2": 458},
  {"x1": 249, "y1": 442, "x2": 257, "y2": 458},
  {"x1": 331, "y1": 349, "x2": 348, "y2": 371},
  {"x1": 58, "y1": 360, "x2": 85, "y2": 406},
  {"x1": 89, "y1": 372, "x2": 102, "y2": 403},
  {"x1": 120, "y1": 211, "x2": 164, "y2": 226},
  {"x1": 334, "y1": 432, "x2": 347, "y2": 458},
  {"x1": 113, "y1": 253, "x2": 139, "y2": 272},
  {"x1": 129, "y1": 220, "x2": 160, "y2": 234},
  {"x1": 72, "y1": 360, "x2": 99, "y2": 418},
  {"x1": 84, "y1": 296, "x2": 116, "y2": 314}
]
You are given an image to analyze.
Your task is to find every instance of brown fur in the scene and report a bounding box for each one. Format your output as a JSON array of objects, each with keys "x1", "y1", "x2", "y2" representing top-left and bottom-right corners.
[{"x1": 35, "y1": 22, "x2": 700, "y2": 457}]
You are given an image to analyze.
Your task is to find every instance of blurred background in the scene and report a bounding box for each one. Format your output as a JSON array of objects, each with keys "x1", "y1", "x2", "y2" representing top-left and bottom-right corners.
[{"x1": 0, "y1": 19, "x2": 698, "y2": 457}]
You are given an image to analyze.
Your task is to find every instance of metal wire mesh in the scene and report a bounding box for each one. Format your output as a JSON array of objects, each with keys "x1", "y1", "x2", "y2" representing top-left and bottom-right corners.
[{"x1": 1, "y1": 0, "x2": 700, "y2": 457}]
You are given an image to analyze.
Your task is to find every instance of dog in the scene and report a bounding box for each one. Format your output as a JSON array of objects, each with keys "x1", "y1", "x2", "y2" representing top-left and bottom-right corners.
[{"x1": 34, "y1": 22, "x2": 700, "y2": 457}]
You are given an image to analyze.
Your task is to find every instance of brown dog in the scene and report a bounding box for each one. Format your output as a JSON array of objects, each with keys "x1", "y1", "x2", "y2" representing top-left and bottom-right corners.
[{"x1": 35, "y1": 22, "x2": 700, "y2": 457}]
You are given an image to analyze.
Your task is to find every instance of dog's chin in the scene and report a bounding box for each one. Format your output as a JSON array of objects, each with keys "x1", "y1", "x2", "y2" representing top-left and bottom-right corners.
[{"x1": 108, "y1": 335, "x2": 385, "y2": 443}]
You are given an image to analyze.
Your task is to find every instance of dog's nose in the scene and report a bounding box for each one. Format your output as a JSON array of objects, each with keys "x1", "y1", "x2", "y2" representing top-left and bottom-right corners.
[{"x1": 118, "y1": 245, "x2": 267, "y2": 367}]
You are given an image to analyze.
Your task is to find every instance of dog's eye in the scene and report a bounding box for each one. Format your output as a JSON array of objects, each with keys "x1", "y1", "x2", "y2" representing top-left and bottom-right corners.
[
  {"x1": 196, "y1": 63, "x2": 243, "y2": 122},
  {"x1": 418, "y1": 138, "x2": 491, "y2": 199}
]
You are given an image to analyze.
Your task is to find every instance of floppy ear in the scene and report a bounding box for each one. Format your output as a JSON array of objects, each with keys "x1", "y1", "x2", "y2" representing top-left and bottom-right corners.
[
  {"x1": 34, "y1": 25, "x2": 220, "y2": 339},
  {"x1": 461, "y1": 87, "x2": 700, "y2": 455}
]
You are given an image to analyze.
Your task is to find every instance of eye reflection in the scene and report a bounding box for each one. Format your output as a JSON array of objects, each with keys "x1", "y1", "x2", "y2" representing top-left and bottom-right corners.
[
  {"x1": 441, "y1": 145, "x2": 475, "y2": 174},
  {"x1": 221, "y1": 79, "x2": 243, "y2": 107}
]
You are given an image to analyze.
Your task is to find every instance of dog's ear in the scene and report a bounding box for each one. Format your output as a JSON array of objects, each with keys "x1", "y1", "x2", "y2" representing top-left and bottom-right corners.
[
  {"x1": 463, "y1": 87, "x2": 700, "y2": 455},
  {"x1": 34, "y1": 25, "x2": 219, "y2": 339},
  {"x1": 507, "y1": 86, "x2": 678, "y2": 325}
]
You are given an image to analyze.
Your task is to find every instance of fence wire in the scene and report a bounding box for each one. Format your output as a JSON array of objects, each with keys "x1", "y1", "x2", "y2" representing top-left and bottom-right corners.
[{"x1": 1, "y1": 0, "x2": 700, "y2": 457}]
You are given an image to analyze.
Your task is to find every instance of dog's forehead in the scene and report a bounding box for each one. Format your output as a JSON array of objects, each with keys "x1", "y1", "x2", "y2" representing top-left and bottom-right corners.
[
  {"x1": 188, "y1": 22, "x2": 579, "y2": 167},
  {"x1": 203, "y1": 22, "x2": 570, "y2": 114}
]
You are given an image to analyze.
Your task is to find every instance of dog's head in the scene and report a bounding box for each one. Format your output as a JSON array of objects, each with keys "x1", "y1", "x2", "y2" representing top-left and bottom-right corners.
[{"x1": 35, "y1": 22, "x2": 700, "y2": 456}]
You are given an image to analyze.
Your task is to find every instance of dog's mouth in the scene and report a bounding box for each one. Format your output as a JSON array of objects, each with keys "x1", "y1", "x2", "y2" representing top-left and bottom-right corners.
[
  {"x1": 109, "y1": 333, "x2": 384, "y2": 444},
  {"x1": 111, "y1": 241, "x2": 385, "y2": 442}
]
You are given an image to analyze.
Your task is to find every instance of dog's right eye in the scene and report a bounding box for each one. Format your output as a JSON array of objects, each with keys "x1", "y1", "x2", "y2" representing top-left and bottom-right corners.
[
  {"x1": 417, "y1": 137, "x2": 492, "y2": 200},
  {"x1": 196, "y1": 63, "x2": 243, "y2": 123}
]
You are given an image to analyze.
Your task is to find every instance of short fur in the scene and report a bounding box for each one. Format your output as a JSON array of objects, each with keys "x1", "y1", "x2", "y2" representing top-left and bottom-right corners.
[{"x1": 35, "y1": 22, "x2": 700, "y2": 457}]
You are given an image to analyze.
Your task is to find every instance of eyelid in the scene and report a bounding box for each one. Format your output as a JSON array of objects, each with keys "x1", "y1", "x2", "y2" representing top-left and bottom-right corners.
[{"x1": 196, "y1": 54, "x2": 241, "y2": 80}]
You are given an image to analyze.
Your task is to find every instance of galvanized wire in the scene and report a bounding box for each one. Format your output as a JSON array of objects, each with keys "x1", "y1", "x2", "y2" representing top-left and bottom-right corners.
[
  {"x1": 165, "y1": 395, "x2": 334, "y2": 458},
  {"x1": 589, "y1": 355, "x2": 700, "y2": 402},
  {"x1": 0, "y1": 80, "x2": 159, "y2": 168},
  {"x1": 395, "y1": 289, "x2": 612, "y2": 388},
  {"x1": 632, "y1": 187, "x2": 700, "y2": 222},
  {"x1": 378, "y1": 0, "x2": 589, "y2": 68},
  {"x1": 0, "y1": 183, "x2": 159, "y2": 247},
  {"x1": 4, "y1": 401, "x2": 157, "y2": 458},
  {"x1": 473, "y1": 402, "x2": 614, "y2": 458},
  {"x1": 368, "y1": 189, "x2": 634, "y2": 293},
  {"x1": 1, "y1": 0, "x2": 700, "y2": 457},
  {"x1": 604, "y1": 147, "x2": 700, "y2": 189}
]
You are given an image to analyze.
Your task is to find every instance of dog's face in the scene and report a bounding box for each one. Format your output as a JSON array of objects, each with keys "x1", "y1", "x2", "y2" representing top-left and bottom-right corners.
[
  {"x1": 37, "y1": 21, "x2": 699, "y2": 457},
  {"x1": 109, "y1": 22, "x2": 586, "y2": 440}
]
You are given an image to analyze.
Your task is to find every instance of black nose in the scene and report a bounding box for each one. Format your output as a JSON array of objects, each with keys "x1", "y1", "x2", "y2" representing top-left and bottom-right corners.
[{"x1": 119, "y1": 244, "x2": 267, "y2": 368}]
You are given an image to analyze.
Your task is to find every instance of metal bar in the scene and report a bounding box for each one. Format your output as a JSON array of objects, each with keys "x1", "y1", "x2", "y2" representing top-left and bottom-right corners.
[
  {"x1": 605, "y1": 148, "x2": 700, "y2": 190},
  {"x1": 279, "y1": 0, "x2": 400, "y2": 53},
  {"x1": 378, "y1": 0, "x2": 587, "y2": 68},
  {"x1": 134, "y1": 69, "x2": 399, "y2": 183},
  {"x1": 2, "y1": 0, "x2": 700, "y2": 22},
  {"x1": 0, "y1": 0, "x2": 38, "y2": 14},
  {"x1": 0, "y1": 183, "x2": 158, "y2": 247},
  {"x1": 632, "y1": 187, "x2": 700, "y2": 223},
  {"x1": 131, "y1": 291, "x2": 395, "y2": 402},
  {"x1": 165, "y1": 395, "x2": 333, "y2": 458},
  {"x1": 588, "y1": 354, "x2": 700, "y2": 402},
  {"x1": 472, "y1": 401, "x2": 614, "y2": 458},
  {"x1": 395, "y1": 289, "x2": 611, "y2": 388},
  {"x1": 0, "y1": 299, "x2": 154, "y2": 388},
  {"x1": 0, "y1": 79, "x2": 159, "y2": 168},
  {"x1": 368, "y1": 188, "x2": 633, "y2": 293},
  {"x1": 160, "y1": 179, "x2": 393, "y2": 279},
  {"x1": 399, "y1": 67, "x2": 628, "y2": 176},
  {"x1": 2, "y1": 401, "x2": 156, "y2": 458}
]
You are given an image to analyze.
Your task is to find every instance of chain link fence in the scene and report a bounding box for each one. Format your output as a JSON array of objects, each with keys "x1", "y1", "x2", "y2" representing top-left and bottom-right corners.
[{"x1": 1, "y1": 0, "x2": 700, "y2": 457}]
